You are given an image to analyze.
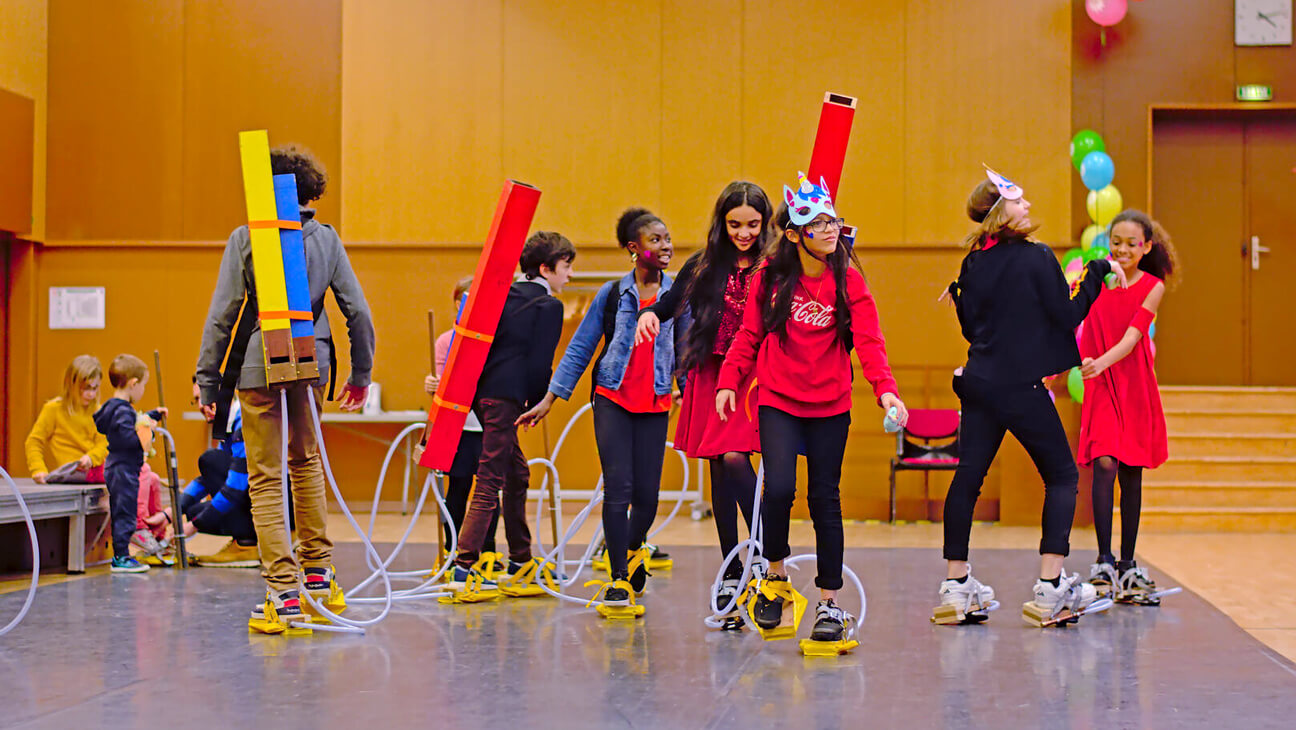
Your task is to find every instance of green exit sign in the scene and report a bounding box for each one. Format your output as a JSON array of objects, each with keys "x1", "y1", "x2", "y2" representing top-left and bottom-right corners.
[{"x1": 1237, "y1": 84, "x2": 1274, "y2": 102}]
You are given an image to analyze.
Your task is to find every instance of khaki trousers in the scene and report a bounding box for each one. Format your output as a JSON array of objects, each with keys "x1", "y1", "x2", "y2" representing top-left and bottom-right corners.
[{"x1": 238, "y1": 383, "x2": 332, "y2": 592}]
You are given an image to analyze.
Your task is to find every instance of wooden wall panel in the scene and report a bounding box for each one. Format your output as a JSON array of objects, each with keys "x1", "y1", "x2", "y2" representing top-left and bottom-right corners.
[
  {"x1": 47, "y1": 0, "x2": 185, "y2": 240},
  {"x1": 0, "y1": 0, "x2": 48, "y2": 241},
  {"x1": 502, "y1": 0, "x2": 662, "y2": 244},
  {"x1": 1071, "y1": 0, "x2": 1251, "y2": 232},
  {"x1": 0, "y1": 89, "x2": 34, "y2": 234},
  {"x1": 741, "y1": 1, "x2": 907, "y2": 243},
  {"x1": 659, "y1": 0, "x2": 744, "y2": 246},
  {"x1": 181, "y1": 0, "x2": 343, "y2": 240},
  {"x1": 905, "y1": 0, "x2": 1072, "y2": 244},
  {"x1": 340, "y1": 0, "x2": 503, "y2": 243}
]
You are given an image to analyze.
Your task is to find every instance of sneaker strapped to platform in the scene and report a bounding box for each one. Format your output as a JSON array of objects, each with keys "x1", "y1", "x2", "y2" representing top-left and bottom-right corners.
[
  {"x1": 249, "y1": 589, "x2": 311, "y2": 636},
  {"x1": 933, "y1": 568, "x2": 997, "y2": 625},
  {"x1": 1089, "y1": 561, "x2": 1118, "y2": 598},
  {"x1": 753, "y1": 575, "x2": 789, "y2": 630},
  {"x1": 810, "y1": 599, "x2": 850, "y2": 642},
  {"x1": 1116, "y1": 563, "x2": 1160, "y2": 605},
  {"x1": 110, "y1": 555, "x2": 150, "y2": 574},
  {"x1": 1023, "y1": 571, "x2": 1106, "y2": 627}
]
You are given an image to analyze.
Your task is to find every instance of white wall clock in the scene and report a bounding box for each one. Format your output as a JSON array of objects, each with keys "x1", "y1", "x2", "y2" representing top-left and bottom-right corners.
[{"x1": 1236, "y1": 0, "x2": 1293, "y2": 46}]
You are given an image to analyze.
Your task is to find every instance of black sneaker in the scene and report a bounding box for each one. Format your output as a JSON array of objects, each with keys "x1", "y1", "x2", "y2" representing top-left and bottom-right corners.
[
  {"x1": 753, "y1": 575, "x2": 788, "y2": 630},
  {"x1": 810, "y1": 599, "x2": 848, "y2": 642},
  {"x1": 629, "y1": 560, "x2": 650, "y2": 596},
  {"x1": 603, "y1": 582, "x2": 631, "y2": 607}
]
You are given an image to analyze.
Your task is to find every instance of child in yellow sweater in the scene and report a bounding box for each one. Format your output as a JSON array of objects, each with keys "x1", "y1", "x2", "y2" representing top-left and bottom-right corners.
[{"x1": 25, "y1": 355, "x2": 109, "y2": 484}]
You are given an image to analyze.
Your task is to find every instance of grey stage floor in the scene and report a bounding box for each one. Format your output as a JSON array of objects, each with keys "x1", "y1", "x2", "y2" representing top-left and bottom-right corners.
[{"x1": 1, "y1": 544, "x2": 1294, "y2": 729}]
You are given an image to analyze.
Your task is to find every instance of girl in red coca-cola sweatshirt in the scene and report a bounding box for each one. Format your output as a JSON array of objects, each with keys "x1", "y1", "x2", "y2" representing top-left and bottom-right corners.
[{"x1": 716, "y1": 172, "x2": 907, "y2": 645}]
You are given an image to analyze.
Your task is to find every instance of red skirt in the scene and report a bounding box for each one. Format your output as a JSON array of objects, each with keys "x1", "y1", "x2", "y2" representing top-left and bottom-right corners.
[{"x1": 674, "y1": 355, "x2": 760, "y2": 459}]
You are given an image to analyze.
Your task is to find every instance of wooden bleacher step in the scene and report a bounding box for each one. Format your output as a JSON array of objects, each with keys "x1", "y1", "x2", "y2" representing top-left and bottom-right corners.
[{"x1": 1142, "y1": 386, "x2": 1296, "y2": 531}]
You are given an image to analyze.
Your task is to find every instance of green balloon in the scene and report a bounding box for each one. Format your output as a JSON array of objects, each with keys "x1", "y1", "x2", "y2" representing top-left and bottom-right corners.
[
  {"x1": 1061, "y1": 247, "x2": 1084, "y2": 268},
  {"x1": 1067, "y1": 366, "x2": 1085, "y2": 403},
  {"x1": 1083, "y1": 245, "x2": 1110, "y2": 263},
  {"x1": 1070, "y1": 129, "x2": 1105, "y2": 170}
]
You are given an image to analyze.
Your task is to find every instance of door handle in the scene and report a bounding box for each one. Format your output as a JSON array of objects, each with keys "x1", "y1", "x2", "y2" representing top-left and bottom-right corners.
[{"x1": 1251, "y1": 236, "x2": 1272, "y2": 270}]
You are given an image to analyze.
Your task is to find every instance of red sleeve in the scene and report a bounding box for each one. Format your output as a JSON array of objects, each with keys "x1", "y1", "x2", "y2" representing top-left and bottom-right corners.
[
  {"x1": 847, "y1": 269, "x2": 899, "y2": 404},
  {"x1": 1130, "y1": 306, "x2": 1154, "y2": 337},
  {"x1": 717, "y1": 268, "x2": 767, "y2": 392}
]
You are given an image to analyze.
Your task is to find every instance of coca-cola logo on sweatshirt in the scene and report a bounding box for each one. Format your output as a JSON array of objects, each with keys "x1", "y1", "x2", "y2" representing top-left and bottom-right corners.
[{"x1": 790, "y1": 295, "x2": 834, "y2": 328}]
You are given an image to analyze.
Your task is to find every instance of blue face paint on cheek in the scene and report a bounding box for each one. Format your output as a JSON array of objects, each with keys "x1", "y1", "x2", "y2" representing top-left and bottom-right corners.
[{"x1": 805, "y1": 232, "x2": 815, "y2": 239}]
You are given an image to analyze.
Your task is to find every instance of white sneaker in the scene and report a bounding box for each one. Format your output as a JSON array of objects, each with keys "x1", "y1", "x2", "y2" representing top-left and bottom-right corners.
[
  {"x1": 1032, "y1": 571, "x2": 1097, "y2": 616},
  {"x1": 939, "y1": 569, "x2": 996, "y2": 614}
]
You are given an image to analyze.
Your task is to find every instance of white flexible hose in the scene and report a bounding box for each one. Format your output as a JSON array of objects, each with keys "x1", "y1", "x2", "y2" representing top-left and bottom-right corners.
[{"x1": 0, "y1": 467, "x2": 39, "y2": 637}]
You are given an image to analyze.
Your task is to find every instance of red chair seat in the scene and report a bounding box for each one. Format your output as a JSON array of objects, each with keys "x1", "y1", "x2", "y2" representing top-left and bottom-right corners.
[{"x1": 899, "y1": 457, "x2": 958, "y2": 466}]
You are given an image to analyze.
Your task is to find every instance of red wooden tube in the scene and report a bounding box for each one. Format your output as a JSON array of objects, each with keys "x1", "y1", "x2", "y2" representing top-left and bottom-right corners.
[
  {"x1": 419, "y1": 179, "x2": 542, "y2": 470},
  {"x1": 806, "y1": 92, "x2": 857, "y2": 201}
]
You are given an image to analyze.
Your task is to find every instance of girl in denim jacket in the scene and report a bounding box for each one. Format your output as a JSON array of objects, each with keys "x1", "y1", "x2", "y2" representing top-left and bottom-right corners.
[{"x1": 519, "y1": 208, "x2": 684, "y2": 609}]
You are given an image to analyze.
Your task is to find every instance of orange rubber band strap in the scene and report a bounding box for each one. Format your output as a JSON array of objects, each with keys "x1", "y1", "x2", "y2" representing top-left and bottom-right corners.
[
  {"x1": 433, "y1": 393, "x2": 471, "y2": 414},
  {"x1": 454, "y1": 324, "x2": 495, "y2": 344},
  {"x1": 258, "y1": 310, "x2": 313, "y2": 321},
  {"x1": 248, "y1": 220, "x2": 303, "y2": 230}
]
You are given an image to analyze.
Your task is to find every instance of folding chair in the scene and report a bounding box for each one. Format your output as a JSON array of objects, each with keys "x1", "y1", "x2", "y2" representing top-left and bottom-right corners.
[{"x1": 888, "y1": 409, "x2": 960, "y2": 523}]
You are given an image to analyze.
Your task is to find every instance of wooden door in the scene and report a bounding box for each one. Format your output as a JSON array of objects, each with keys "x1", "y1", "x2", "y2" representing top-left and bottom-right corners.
[
  {"x1": 1151, "y1": 109, "x2": 1296, "y2": 386},
  {"x1": 1244, "y1": 114, "x2": 1296, "y2": 385},
  {"x1": 1151, "y1": 112, "x2": 1247, "y2": 385}
]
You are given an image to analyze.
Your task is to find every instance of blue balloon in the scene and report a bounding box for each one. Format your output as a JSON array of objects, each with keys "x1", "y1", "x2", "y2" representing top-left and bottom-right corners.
[
  {"x1": 1080, "y1": 151, "x2": 1115, "y2": 191},
  {"x1": 1092, "y1": 231, "x2": 1109, "y2": 251},
  {"x1": 1149, "y1": 321, "x2": 1156, "y2": 340}
]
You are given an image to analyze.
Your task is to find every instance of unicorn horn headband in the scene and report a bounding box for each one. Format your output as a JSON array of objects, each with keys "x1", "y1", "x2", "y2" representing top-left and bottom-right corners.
[
  {"x1": 983, "y1": 164, "x2": 1023, "y2": 201},
  {"x1": 783, "y1": 171, "x2": 837, "y2": 227}
]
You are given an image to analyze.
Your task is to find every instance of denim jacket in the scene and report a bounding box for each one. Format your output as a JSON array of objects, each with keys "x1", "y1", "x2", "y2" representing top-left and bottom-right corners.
[{"x1": 548, "y1": 271, "x2": 688, "y2": 401}]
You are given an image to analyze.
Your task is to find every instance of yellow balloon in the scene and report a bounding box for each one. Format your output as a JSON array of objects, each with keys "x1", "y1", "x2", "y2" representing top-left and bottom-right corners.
[
  {"x1": 1087, "y1": 185, "x2": 1123, "y2": 226},
  {"x1": 1080, "y1": 224, "x2": 1100, "y2": 250}
]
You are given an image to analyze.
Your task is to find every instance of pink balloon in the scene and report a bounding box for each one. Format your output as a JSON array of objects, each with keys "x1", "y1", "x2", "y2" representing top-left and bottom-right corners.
[
  {"x1": 1065, "y1": 257, "x2": 1084, "y2": 275},
  {"x1": 1085, "y1": 0, "x2": 1127, "y2": 27},
  {"x1": 1075, "y1": 321, "x2": 1085, "y2": 349}
]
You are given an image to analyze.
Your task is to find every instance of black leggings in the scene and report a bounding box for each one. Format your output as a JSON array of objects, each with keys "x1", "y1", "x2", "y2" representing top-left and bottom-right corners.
[
  {"x1": 709, "y1": 454, "x2": 757, "y2": 576},
  {"x1": 592, "y1": 395, "x2": 669, "y2": 578},
  {"x1": 944, "y1": 374, "x2": 1079, "y2": 561},
  {"x1": 758, "y1": 406, "x2": 850, "y2": 591},
  {"x1": 1091, "y1": 456, "x2": 1143, "y2": 563}
]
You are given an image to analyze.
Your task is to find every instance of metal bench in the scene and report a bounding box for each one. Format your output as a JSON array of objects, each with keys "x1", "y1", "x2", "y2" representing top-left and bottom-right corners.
[{"x1": 0, "y1": 479, "x2": 107, "y2": 573}]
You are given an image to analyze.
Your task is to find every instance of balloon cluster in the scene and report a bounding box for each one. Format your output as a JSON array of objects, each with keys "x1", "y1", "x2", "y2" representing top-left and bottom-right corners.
[
  {"x1": 1059, "y1": 127, "x2": 1134, "y2": 404},
  {"x1": 1061, "y1": 129, "x2": 1122, "y2": 294}
]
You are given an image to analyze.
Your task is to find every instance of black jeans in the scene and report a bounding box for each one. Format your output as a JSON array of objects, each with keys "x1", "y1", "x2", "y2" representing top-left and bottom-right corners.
[
  {"x1": 442, "y1": 431, "x2": 497, "y2": 553},
  {"x1": 757, "y1": 406, "x2": 850, "y2": 591},
  {"x1": 592, "y1": 395, "x2": 669, "y2": 578},
  {"x1": 944, "y1": 374, "x2": 1079, "y2": 561}
]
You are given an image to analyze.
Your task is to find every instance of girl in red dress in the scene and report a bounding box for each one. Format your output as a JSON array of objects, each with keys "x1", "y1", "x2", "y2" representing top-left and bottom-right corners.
[
  {"x1": 635, "y1": 181, "x2": 772, "y2": 628},
  {"x1": 1078, "y1": 209, "x2": 1177, "y2": 605}
]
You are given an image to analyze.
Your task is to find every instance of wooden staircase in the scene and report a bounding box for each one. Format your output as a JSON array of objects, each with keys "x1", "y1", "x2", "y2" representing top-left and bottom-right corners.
[{"x1": 1137, "y1": 387, "x2": 1296, "y2": 531}]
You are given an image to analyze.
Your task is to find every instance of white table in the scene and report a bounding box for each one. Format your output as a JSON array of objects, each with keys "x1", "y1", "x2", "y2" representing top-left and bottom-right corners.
[{"x1": 183, "y1": 410, "x2": 428, "y2": 511}]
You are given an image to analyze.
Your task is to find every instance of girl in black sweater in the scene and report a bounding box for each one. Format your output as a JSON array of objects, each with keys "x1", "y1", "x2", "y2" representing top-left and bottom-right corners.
[{"x1": 939, "y1": 168, "x2": 1126, "y2": 626}]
